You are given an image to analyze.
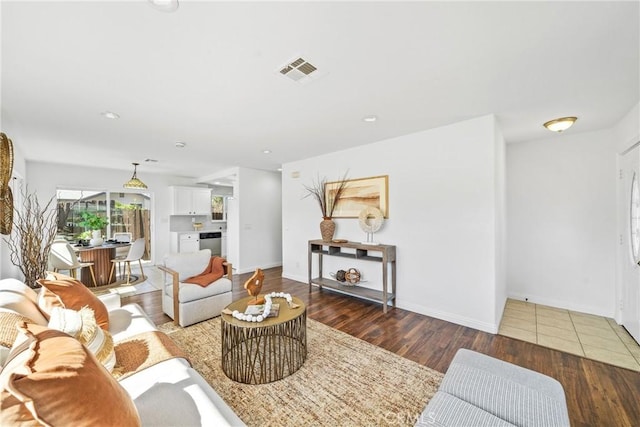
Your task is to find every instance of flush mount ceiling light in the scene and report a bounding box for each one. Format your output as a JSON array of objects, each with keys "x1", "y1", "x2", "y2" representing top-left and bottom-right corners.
[
  {"x1": 101, "y1": 111, "x2": 120, "y2": 120},
  {"x1": 175, "y1": 141, "x2": 186, "y2": 148},
  {"x1": 263, "y1": 149, "x2": 272, "y2": 154},
  {"x1": 543, "y1": 116, "x2": 577, "y2": 133},
  {"x1": 363, "y1": 115, "x2": 378, "y2": 123},
  {"x1": 148, "y1": 0, "x2": 179, "y2": 12},
  {"x1": 123, "y1": 163, "x2": 148, "y2": 189}
]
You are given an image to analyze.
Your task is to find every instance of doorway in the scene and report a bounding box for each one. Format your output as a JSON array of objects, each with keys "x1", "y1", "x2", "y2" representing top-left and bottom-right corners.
[
  {"x1": 56, "y1": 189, "x2": 153, "y2": 262},
  {"x1": 619, "y1": 145, "x2": 640, "y2": 344}
]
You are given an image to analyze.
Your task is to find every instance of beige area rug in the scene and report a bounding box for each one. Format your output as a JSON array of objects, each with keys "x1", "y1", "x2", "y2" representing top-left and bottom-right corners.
[
  {"x1": 90, "y1": 274, "x2": 148, "y2": 297},
  {"x1": 158, "y1": 317, "x2": 443, "y2": 427}
]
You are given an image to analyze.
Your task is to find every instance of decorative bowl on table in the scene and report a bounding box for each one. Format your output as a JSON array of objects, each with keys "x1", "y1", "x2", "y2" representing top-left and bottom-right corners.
[{"x1": 193, "y1": 222, "x2": 203, "y2": 231}]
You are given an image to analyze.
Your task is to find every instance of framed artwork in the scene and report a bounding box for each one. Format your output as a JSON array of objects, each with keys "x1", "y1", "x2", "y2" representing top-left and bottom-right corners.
[{"x1": 325, "y1": 175, "x2": 389, "y2": 218}]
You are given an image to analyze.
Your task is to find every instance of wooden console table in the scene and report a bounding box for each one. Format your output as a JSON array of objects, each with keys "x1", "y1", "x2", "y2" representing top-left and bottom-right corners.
[{"x1": 308, "y1": 239, "x2": 396, "y2": 313}]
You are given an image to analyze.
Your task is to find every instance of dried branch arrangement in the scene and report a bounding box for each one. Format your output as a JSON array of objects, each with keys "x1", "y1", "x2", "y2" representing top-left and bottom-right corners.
[
  {"x1": 5, "y1": 187, "x2": 58, "y2": 288},
  {"x1": 303, "y1": 171, "x2": 349, "y2": 219}
]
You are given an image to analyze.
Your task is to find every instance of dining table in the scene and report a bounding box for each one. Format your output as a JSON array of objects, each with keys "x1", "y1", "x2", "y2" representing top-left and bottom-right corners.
[{"x1": 74, "y1": 242, "x2": 131, "y2": 286}]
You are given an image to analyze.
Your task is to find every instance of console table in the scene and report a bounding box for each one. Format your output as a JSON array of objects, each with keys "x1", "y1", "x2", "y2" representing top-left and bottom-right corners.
[{"x1": 308, "y1": 239, "x2": 396, "y2": 313}]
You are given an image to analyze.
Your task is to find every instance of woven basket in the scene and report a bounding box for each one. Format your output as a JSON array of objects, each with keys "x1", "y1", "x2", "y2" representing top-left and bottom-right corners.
[
  {"x1": 0, "y1": 134, "x2": 14, "y2": 235},
  {"x1": 0, "y1": 186, "x2": 13, "y2": 235},
  {"x1": 0, "y1": 133, "x2": 14, "y2": 188}
]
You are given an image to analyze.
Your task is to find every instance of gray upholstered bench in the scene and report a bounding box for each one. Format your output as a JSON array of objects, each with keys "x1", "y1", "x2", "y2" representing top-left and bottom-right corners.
[{"x1": 416, "y1": 349, "x2": 570, "y2": 427}]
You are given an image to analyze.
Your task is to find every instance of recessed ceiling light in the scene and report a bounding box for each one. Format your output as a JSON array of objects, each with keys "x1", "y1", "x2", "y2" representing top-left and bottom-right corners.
[
  {"x1": 543, "y1": 116, "x2": 577, "y2": 132},
  {"x1": 363, "y1": 115, "x2": 377, "y2": 123},
  {"x1": 101, "y1": 111, "x2": 120, "y2": 119},
  {"x1": 148, "y1": 0, "x2": 179, "y2": 12},
  {"x1": 175, "y1": 141, "x2": 186, "y2": 148},
  {"x1": 277, "y1": 168, "x2": 283, "y2": 172},
  {"x1": 263, "y1": 150, "x2": 272, "y2": 154}
]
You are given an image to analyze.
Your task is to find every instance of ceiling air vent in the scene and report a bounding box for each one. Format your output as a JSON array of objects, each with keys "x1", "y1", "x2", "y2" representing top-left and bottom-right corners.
[{"x1": 278, "y1": 56, "x2": 324, "y2": 84}]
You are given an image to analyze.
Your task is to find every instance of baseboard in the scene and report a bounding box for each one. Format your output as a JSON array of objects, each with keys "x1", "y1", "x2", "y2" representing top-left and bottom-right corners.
[
  {"x1": 398, "y1": 300, "x2": 499, "y2": 334},
  {"x1": 282, "y1": 272, "x2": 308, "y2": 284},
  {"x1": 281, "y1": 271, "x2": 499, "y2": 333},
  {"x1": 235, "y1": 262, "x2": 283, "y2": 275},
  {"x1": 507, "y1": 292, "x2": 614, "y2": 319}
]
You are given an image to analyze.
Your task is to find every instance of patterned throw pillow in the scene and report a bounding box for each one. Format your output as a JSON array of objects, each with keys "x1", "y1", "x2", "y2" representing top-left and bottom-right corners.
[
  {"x1": 47, "y1": 306, "x2": 116, "y2": 372},
  {"x1": 0, "y1": 322, "x2": 140, "y2": 426},
  {"x1": 0, "y1": 311, "x2": 34, "y2": 367}
]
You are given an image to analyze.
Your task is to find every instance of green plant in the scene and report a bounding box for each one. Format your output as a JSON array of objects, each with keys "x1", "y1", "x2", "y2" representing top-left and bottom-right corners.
[
  {"x1": 303, "y1": 171, "x2": 349, "y2": 219},
  {"x1": 78, "y1": 211, "x2": 109, "y2": 230},
  {"x1": 78, "y1": 230, "x2": 92, "y2": 240}
]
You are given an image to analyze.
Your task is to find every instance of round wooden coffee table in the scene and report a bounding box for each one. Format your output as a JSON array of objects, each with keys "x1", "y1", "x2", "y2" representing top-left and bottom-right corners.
[{"x1": 221, "y1": 295, "x2": 307, "y2": 384}]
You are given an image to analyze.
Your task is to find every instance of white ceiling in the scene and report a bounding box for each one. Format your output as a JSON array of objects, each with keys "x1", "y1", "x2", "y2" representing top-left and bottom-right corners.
[{"x1": 1, "y1": 1, "x2": 638, "y2": 179}]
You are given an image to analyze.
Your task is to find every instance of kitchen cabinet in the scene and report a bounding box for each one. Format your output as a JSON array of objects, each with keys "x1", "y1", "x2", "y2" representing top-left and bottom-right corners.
[
  {"x1": 170, "y1": 186, "x2": 212, "y2": 215},
  {"x1": 179, "y1": 232, "x2": 200, "y2": 253}
]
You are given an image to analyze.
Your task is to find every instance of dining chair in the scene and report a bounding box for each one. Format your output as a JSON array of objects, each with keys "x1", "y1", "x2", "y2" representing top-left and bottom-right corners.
[
  {"x1": 112, "y1": 232, "x2": 133, "y2": 259},
  {"x1": 108, "y1": 237, "x2": 146, "y2": 285},
  {"x1": 48, "y1": 240, "x2": 97, "y2": 287}
]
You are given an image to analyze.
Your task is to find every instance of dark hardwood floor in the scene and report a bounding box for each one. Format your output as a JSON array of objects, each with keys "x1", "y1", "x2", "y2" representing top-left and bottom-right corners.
[{"x1": 122, "y1": 267, "x2": 640, "y2": 427}]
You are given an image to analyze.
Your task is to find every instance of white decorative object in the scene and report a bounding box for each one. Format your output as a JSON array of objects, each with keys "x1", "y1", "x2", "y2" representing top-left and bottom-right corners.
[
  {"x1": 232, "y1": 292, "x2": 294, "y2": 323},
  {"x1": 90, "y1": 230, "x2": 103, "y2": 246},
  {"x1": 358, "y1": 206, "x2": 384, "y2": 245}
]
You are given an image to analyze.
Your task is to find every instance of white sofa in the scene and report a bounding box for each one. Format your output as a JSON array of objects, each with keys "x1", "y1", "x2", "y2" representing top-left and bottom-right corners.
[
  {"x1": 0, "y1": 278, "x2": 245, "y2": 427},
  {"x1": 159, "y1": 249, "x2": 233, "y2": 327}
]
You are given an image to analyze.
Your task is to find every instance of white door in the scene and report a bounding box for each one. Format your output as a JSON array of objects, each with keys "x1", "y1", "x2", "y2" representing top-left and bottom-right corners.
[{"x1": 619, "y1": 146, "x2": 640, "y2": 344}]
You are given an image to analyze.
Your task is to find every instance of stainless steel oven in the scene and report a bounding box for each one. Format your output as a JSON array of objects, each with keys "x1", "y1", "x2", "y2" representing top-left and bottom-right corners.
[{"x1": 199, "y1": 232, "x2": 222, "y2": 256}]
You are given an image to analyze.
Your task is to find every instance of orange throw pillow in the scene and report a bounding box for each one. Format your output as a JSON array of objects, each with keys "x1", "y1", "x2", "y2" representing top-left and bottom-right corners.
[
  {"x1": 184, "y1": 256, "x2": 226, "y2": 287},
  {"x1": 0, "y1": 322, "x2": 140, "y2": 426},
  {"x1": 37, "y1": 272, "x2": 110, "y2": 330}
]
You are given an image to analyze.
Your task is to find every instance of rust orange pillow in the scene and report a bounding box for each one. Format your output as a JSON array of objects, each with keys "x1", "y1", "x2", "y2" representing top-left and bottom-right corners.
[
  {"x1": 0, "y1": 322, "x2": 140, "y2": 426},
  {"x1": 37, "y1": 273, "x2": 109, "y2": 330}
]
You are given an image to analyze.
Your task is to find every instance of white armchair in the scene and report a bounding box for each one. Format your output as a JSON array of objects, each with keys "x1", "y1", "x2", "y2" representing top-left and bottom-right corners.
[{"x1": 158, "y1": 249, "x2": 233, "y2": 327}]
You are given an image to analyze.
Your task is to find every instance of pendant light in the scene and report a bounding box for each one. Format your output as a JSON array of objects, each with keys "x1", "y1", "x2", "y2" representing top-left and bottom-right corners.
[{"x1": 123, "y1": 163, "x2": 148, "y2": 189}]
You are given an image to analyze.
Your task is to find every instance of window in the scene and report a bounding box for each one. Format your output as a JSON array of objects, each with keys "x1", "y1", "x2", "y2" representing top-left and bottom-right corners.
[
  {"x1": 212, "y1": 195, "x2": 225, "y2": 221},
  {"x1": 56, "y1": 189, "x2": 152, "y2": 260}
]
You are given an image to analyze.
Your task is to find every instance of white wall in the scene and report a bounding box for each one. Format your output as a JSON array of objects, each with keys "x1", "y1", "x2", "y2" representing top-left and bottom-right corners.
[
  {"x1": 507, "y1": 128, "x2": 618, "y2": 317},
  {"x1": 616, "y1": 102, "x2": 640, "y2": 152},
  {"x1": 494, "y1": 120, "x2": 507, "y2": 326},
  {"x1": 282, "y1": 115, "x2": 505, "y2": 333},
  {"x1": 234, "y1": 167, "x2": 282, "y2": 274}
]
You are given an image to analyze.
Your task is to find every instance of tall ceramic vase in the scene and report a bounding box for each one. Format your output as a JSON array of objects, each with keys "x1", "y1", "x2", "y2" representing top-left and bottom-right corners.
[{"x1": 320, "y1": 217, "x2": 335, "y2": 242}]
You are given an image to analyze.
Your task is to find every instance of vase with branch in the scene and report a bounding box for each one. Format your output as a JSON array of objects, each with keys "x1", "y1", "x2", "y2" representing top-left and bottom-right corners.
[
  {"x1": 4, "y1": 187, "x2": 58, "y2": 288},
  {"x1": 303, "y1": 172, "x2": 349, "y2": 242}
]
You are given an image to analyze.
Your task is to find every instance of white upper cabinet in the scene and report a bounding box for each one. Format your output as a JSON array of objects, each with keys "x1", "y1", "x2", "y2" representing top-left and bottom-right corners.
[{"x1": 170, "y1": 186, "x2": 212, "y2": 215}]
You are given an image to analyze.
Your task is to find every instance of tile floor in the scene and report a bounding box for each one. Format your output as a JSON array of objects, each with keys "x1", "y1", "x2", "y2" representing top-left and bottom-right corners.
[{"x1": 499, "y1": 299, "x2": 640, "y2": 372}]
